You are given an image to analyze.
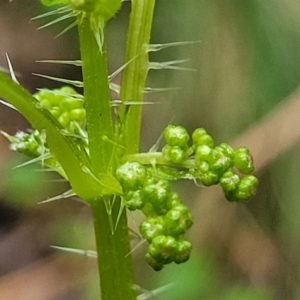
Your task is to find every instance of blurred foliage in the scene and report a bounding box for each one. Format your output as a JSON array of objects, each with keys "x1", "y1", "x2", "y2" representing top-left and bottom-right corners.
[{"x1": 1, "y1": 0, "x2": 300, "y2": 299}]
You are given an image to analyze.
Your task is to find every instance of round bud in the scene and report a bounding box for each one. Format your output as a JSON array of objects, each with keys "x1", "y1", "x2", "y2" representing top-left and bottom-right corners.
[
  {"x1": 139, "y1": 217, "x2": 165, "y2": 242},
  {"x1": 145, "y1": 253, "x2": 164, "y2": 271},
  {"x1": 195, "y1": 145, "x2": 211, "y2": 162},
  {"x1": 208, "y1": 148, "x2": 232, "y2": 173},
  {"x1": 192, "y1": 128, "x2": 214, "y2": 148},
  {"x1": 163, "y1": 125, "x2": 189, "y2": 148},
  {"x1": 234, "y1": 175, "x2": 258, "y2": 201},
  {"x1": 165, "y1": 204, "x2": 193, "y2": 237},
  {"x1": 234, "y1": 147, "x2": 254, "y2": 174},
  {"x1": 116, "y1": 162, "x2": 147, "y2": 191},
  {"x1": 143, "y1": 179, "x2": 171, "y2": 215},
  {"x1": 70, "y1": 108, "x2": 86, "y2": 123},
  {"x1": 220, "y1": 170, "x2": 240, "y2": 193},
  {"x1": 216, "y1": 143, "x2": 234, "y2": 160},
  {"x1": 199, "y1": 171, "x2": 220, "y2": 186},
  {"x1": 162, "y1": 145, "x2": 186, "y2": 164},
  {"x1": 149, "y1": 235, "x2": 178, "y2": 263},
  {"x1": 174, "y1": 240, "x2": 192, "y2": 264},
  {"x1": 124, "y1": 190, "x2": 145, "y2": 211}
]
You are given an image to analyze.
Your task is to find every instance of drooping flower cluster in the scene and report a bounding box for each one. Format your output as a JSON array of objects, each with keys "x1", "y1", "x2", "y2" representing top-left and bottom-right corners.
[
  {"x1": 115, "y1": 125, "x2": 258, "y2": 270},
  {"x1": 116, "y1": 161, "x2": 193, "y2": 271}
]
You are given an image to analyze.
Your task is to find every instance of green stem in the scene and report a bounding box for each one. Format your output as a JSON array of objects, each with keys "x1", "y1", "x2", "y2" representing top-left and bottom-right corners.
[
  {"x1": 78, "y1": 17, "x2": 135, "y2": 300},
  {"x1": 91, "y1": 198, "x2": 136, "y2": 300},
  {"x1": 78, "y1": 17, "x2": 114, "y2": 175},
  {"x1": 124, "y1": 152, "x2": 197, "y2": 169},
  {"x1": 120, "y1": 0, "x2": 156, "y2": 154}
]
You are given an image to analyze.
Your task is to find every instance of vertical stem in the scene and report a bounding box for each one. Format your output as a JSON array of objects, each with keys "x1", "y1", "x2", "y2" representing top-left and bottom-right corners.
[
  {"x1": 78, "y1": 17, "x2": 113, "y2": 175},
  {"x1": 91, "y1": 198, "x2": 136, "y2": 300},
  {"x1": 120, "y1": 0, "x2": 156, "y2": 154},
  {"x1": 78, "y1": 17, "x2": 135, "y2": 300}
]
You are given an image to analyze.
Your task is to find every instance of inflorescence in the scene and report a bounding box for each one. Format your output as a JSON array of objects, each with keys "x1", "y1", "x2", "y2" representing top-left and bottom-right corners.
[{"x1": 3, "y1": 87, "x2": 258, "y2": 271}]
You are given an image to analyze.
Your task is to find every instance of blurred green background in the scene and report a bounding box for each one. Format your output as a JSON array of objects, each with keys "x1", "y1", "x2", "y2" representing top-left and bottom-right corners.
[{"x1": 1, "y1": 0, "x2": 300, "y2": 299}]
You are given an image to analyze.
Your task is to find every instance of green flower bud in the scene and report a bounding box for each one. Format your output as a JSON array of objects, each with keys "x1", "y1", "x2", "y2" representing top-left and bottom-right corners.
[
  {"x1": 139, "y1": 217, "x2": 165, "y2": 242},
  {"x1": 41, "y1": 0, "x2": 122, "y2": 22},
  {"x1": 195, "y1": 145, "x2": 211, "y2": 163},
  {"x1": 71, "y1": 0, "x2": 122, "y2": 22},
  {"x1": 148, "y1": 235, "x2": 178, "y2": 263},
  {"x1": 124, "y1": 190, "x2": 145, "y2": 211},
  {"x1": 196, "y1": 161, "x2": 210, "y2": 173},
  {"x1": 174, "y1": 240, "x2": 192, "y2": 264},
  {"x1": 70, "y1": 108, "x2": 86, "y2": 123},
  {"x1": 234, "y1": 175, "x2": 258, "y2": 201},
  {"x1": 58, "y1": 111, "x2": 71, "y2": 128},
  {"x1": 234, "y1": 147, "x2": 254, "y2": 174},
  {"x1": 116, "y1": 162, "x2": 147, "y2": 191},
  {"x1": 216, "y1": 143, "x2": 234, "y2": 160},
  {"x1": 208, "y1": 148, "x2": 232, "y2": 173},
  {"x1": 9, "y1": 130, "x2": 46, "y2": 158},
  {"x1": 165, "y1": 204, "x2": 193, "y2": 236},
  {"x1": 220, "y1": 170, "x2": 240, "y2": 193},
  {"x1": 143, "y1": 179, "x2": 171, "y2": 215},
  {"x1": 145, "y1": 253, "x2": 164, "y2": 271},
  {"x1": 167, "y1": 192, "x2": 182, "y2": 208},
  {"x1": 192, "y1": 128, "x2": 214, "y2": 148},
  {"x1": 199, "y1": 171, "x2": 220, "y2": 186},
  {"x1": 162, "y1": 145, "x2": 187, "y2": 164},
  {"x1": 163, "y1": 125, "x2": 189, "y2": 148}
]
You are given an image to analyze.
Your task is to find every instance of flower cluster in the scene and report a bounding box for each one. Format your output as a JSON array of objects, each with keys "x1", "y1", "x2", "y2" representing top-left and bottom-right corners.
[
  {"x1": 115, "y1": 125, "x2": 258, "y2": 270},
  {"x1": 163, "y1": 125, "x2": 258, "y2": 202},
  {"x1": 35, "y1": 87, "x2": 86, "y2": 132},
  {"x1": 116, "y1": 161, "x2": 193, "y2": 270}
]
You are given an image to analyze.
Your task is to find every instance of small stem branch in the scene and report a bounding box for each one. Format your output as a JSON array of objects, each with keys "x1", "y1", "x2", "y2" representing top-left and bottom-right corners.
[
  {"x1": 120, "y1": 0, "x2": 156, "y2": 154},
  {"x1": 124, "y1": 152, "x2": 197, "y2": 169},
  {"x1": 91, "y1": 198, "x2": 136, "y2": 300}
]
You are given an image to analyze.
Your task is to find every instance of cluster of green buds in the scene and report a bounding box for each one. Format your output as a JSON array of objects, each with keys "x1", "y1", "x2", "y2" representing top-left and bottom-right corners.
[
  {"x1": 34, "y1": 87, "x2": 86, "y2": 133},
  {"x1": 162, "y1": 125, "x2": 258, "y2": 202},
  {"x1": 4, "y1": 129, "x2": 47, "y2": 158},
  {"x1": 115, "y1": 125, "x2": 258, "y2": 270},
  {"x1": 1, "y1": 86, "x2": 87, "y2": 177},
  {"x1": 40, "y1": 0, "x2": 122, "y2": 50},
  {"x1": 3, "y1": 104, "x2": 258, "y2": 270},
  {"x1": 116, "y1": 162, "x2": 193, "y2": 271}
]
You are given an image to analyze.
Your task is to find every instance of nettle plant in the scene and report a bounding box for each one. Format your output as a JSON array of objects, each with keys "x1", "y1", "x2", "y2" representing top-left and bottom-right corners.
[{"x1": 0, "y1": 1, "x2": 258, "y2": 299}]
